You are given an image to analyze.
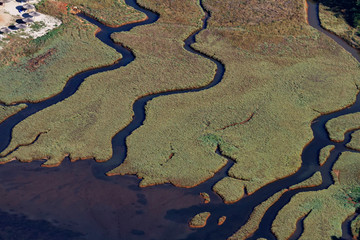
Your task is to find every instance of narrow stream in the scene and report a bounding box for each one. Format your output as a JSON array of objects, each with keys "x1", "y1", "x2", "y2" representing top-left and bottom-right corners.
[
  {"x1": 165, "y1": 1, "x2": 360, "y2": 239},
  {"x1": 0, "y1": 0, "x2": 359, "y2": 239},
  {"x1": 342, "y1": 212, "x2": 359, "y2": 240},
  {"x1": 0, "y1": 0, "x2": 228, "y2": 239},
  {"x1": 88, "y1": 0, "x2": 226, "y2": 176},
  {"x1": 0, "y1": 0, "x2": 160, "y2": 154}
]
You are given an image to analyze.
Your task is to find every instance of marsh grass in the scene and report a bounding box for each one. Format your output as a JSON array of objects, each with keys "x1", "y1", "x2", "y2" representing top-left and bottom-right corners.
[
  {"x1": 347, "y1": 130, "x2": 360, "y2": 150},
  {"x1": 319, "y1": 145, "x2": 335, "y2": 165},
  {"x1": 318, "y1": 3, "x2": 360, "y2": 49},
  {"x1": 326, "y1": 113, "x2": 360, "y2": 142},
  {"x1": 289, "y1": 171, "x2": 322, "y2": 190},
  {"x1": 109, "y1": 0, "x2": 360, "y2": 192},
  {"x1": 212, "y1": 177, "x2": 245, "y2": 204},
  {"x1": 0, "y1": 0, "x2": 217, "y2": 174},
  {"x1": 30, "y1": 21, "x2": 46, "y2": 31},
  {"x1": 0, "y1": 0, "x2": 145, "y2": 104},
  {"x1": 1, "y1": 3, "x2": 360, "y2": 239},
  {"x1": 272, "y1": 186, "x2": 355, "y2": 239},
  {"x1": 352, "y1": 215, "x2": 360, "y2": 239},
  {"x1": 189, "y1": 212, "x2": 211, "y2": 228},
  {"x1": 317, "y1": 0, "x2": 360, "y2": 29},
  {"x1": 229, "y1": 191, "x2": 285, "y2": 240},
  {"x1": 58, "y1": 0, "x2": 145, "y2": 26},
  {"x1": 272, "y1": 152, "x2": 360, "y2": 239},
  {"x1": 0, "y1": 105, "x2": 27, "y2": 123}
]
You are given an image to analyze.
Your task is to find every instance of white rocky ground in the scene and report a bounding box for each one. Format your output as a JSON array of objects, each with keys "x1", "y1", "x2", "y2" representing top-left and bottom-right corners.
[{"x1": 0, "y1": 0, "x2": 62, "y2": 50}]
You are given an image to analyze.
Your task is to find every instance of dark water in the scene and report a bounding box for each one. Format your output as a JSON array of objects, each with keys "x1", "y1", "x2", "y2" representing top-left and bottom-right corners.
[
  {"x1": 0, "y1": 0, "x2": 227, "y2": 239},
  {"x1": 342, "y1": 212, "x2": 359, "y2": 240},
  {"x1": 288, "y1": 212, "x2": 311, "y2": 240},
  {"x1": 0, "y1": 0, "x2": 359, "y2": 239},
  {"x1": 307, "y1": 0, "x2": 360, "y2": 62}
]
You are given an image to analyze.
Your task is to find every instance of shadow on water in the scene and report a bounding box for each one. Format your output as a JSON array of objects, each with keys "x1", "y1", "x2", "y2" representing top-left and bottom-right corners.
[
  {"x1": 0, "y1": 0, "x2": 359, "y2": 239},
  {"x1": 341, "y1": 212, "x2": 359, "y2": 240},
  {"x1": 307, "y1": 0, "x2": 360, "y2": 61},
  {"x1": 315, "y1": 0, "x2": 360, "y2": 29}
]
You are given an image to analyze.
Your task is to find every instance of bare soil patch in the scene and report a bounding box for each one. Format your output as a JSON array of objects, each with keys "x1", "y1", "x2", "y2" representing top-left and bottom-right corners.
[{"x1": 26, "y1": 48, "x2": 57, "y2": 71}]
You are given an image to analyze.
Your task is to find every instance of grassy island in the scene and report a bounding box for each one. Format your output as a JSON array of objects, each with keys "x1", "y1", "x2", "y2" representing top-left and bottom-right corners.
[{"x1": 189, "y1": 212, "x2": 211, "y2": 228}]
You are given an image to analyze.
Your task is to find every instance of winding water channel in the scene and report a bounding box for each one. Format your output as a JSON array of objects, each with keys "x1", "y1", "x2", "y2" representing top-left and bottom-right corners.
[{"x1": 0, "y1": 0, "x2": 359, "y2": 239}]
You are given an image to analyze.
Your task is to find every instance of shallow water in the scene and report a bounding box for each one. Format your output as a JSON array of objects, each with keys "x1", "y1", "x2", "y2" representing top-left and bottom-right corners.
[
  {"x1": 0, "y1": 0, "x2": 359, "y2": 239},
  {"x1": 0, "y1": 0, "x2": 227, "y2": 239}
]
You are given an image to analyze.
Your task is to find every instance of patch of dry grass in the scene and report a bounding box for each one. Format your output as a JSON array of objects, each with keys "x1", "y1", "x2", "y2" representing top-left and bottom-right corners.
[{"x1": 55, "y1": 0, "x2": 145, "y2": 26}]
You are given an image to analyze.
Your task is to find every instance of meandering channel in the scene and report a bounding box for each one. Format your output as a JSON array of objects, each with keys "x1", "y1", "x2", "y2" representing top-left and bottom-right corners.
[
  {"x1": 167, "y1": 1, "x2": 360, "y2": 239},
  {"x1": 0, "y1": 0, "x2": 228, "y2": 239},
  {"x1": 178, "y1": 0, "x2": 360, "y2": 240},
  {"x1": 0, "y1": 0, "x2": 359, "y2": 239},
  {"x1": 0, "y1": 0, "x2": 159, "y2": 153}
]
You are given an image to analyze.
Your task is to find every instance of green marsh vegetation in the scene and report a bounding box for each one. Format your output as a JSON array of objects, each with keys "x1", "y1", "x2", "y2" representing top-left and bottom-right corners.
[
  {"x1": 110, "y1": 0, "x2": 360, "y2": 194},
  {"x1": 319, "y1": 145, "x2": 335, "y2": 165},
  {"x1": 229, "y1": 191, "x2": 285, "y2": 240},
  {"x1": 59, "y1": 0, "x2": 145, "y2": 26},
  {"x1": 272, "y1": 152, "x2": 360, "y2": 239},
  {"x1": 212, "y1": 177, "x2": 245, "y2": 204},
  {"x1": 200, "y1": 192, "x2": 210, "y2": 203},
  {"x1": 0, "y1": 0, "x2": 145, "y2": 105},
  {"x1": 0, "y1": 105, "x2": 27, "y2": 123},
  {"x1": 352, "y1": 215, "x2": 360, "y2": 239},
  {"x1": 348, "y1": 130, "x2": 360, "y2": 150},
  {"x1": 289, "y1": 171, "x2": 322, "y2": 190},
  {"x1": 0, "y1": 0, "x2": 359, "y2": 238},
  {"x1": 317, "y1": 0, "x2": 360, "y2": 29},
  {"x1": 0, "y1": 0, "x2": 216, "y2": 168},
  {"x1": 326, "y1": 112, "x2": 360, "y2": 141},
  {"x1": 30, "y1": 21, "x2": 46, "y2": 31},
  {"x1": 317, "y1": 0, "x2": 360, "y2": 48}
]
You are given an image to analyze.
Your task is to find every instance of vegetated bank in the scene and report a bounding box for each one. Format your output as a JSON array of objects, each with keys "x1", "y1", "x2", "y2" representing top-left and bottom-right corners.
[
  {"x1": 112, "y1": 0, "x2": 359, "y2": 193},
  {"x1": 0, "y1": 0, "x2": 216, "y2": 168},
  {"x1": 0, "y1": 0, "x2": 144, "y2": 121},
  {"x1": 316, "y1": 0, "x2": 360, "y2": 48}
]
